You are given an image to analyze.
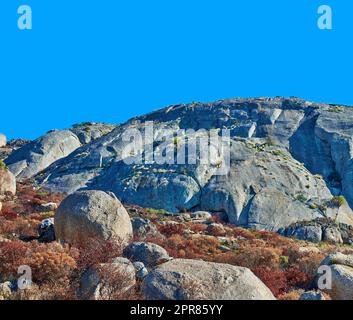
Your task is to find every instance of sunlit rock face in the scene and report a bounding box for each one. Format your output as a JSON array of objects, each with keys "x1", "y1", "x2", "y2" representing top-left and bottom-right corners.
[{"x1": 5, "y1": 97, "x2": 353, "y2": 232}]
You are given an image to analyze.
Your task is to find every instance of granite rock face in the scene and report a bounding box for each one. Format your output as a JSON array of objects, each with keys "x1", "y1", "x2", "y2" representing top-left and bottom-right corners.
[
  {"x1": 5, "y1": 97, "x2": 353, "y2": 234},
  {"x1": 5, "y1": 130, "x2": 82, "y2": 180},
  {"x1": 4, "y1": 123, "x2": 115, "y2": 180}
]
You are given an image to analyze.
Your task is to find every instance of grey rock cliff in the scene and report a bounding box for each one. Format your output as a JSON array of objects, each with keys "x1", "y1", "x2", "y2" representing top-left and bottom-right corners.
[
  {"x1": 5, "y1": 97, "x2": 353, "y2": 234},
  {"x1": 4, "y1": 123, "x2": 115, "y2": 180}
]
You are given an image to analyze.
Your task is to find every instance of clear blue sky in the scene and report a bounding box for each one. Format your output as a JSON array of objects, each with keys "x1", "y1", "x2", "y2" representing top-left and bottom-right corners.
[{"x1": 0, "y1": 0, "x2": 351, "y2": 140}]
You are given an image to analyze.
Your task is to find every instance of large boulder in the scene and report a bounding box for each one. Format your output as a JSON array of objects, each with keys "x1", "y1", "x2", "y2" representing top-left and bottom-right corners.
[
  {"x1": 123, "y1": 242, "x2": 170, "y2": 268},
  {"x1": 318, "y1": 253, "x2": 353, "y2": 300},
  {"x1": 0, "y1": 134, "x2": 6, "y2": 148},
  {"x1": 142, "y1": 259, "x2": 275, "y2": 300},
  {"x1": 327, "y1": 265, "x2": 353, "y2": 300},
  {"x1": 55, "y1": 190, "x2": 133, "y2": 245},
  {"x1": 131, "y1": 217, "x2": 160, "y2": 238},
  {"x1": 322, "y1": 226, "x2": 343, "y2": 244},
  {"x1": 281, "y1": 224, "x2": 323, "y2": 243},
  {"x1": 0, "y1": 166, "x2": 16, "y2": 195},
  {"x1": 280, "y1": 218, "x2": 353, "y2": 244}
]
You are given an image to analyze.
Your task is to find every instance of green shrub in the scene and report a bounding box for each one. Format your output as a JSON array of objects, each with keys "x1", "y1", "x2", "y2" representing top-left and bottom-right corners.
[
  {"x1": 146, "y1": 208, "x2": 168, "y2": 215},
  {"x1": 272, "y1": 150, "x2": 284, "y2": 156},
  {"x1": 280, "y1": 255, "x2": 289, "y2": 265},
  {"x1": 296, "y1": 194, "x2": 307, "y2": 203},
  {"x1": 173, "y1": 137, "x2": 181, "y2": 146},
  {"x1": 330, "y1": 196, "x2": 346, "y2": 208},
  {"x1": 309, "y1": 203, "x2": 318, "y2": 210}
]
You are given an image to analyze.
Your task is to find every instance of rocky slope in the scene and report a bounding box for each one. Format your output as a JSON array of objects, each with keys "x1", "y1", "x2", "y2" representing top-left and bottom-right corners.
[
  {"x1": 1, "y1": 180, "x2": 353, "y2": 300},
  {"x1": 4, "y1": 97, "x2": 353, "y2": 233}
]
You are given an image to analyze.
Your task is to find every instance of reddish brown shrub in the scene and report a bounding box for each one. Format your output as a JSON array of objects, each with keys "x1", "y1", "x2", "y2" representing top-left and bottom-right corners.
[
  {"x1": 157, "y1": 223, "x2": 186, "y2": 237},
  {"x1": 75, "y1": 237, "x2": 124, "y2": 271},
  {"x1": 278, "y1": 289, "x2": 304, "y2": 300},
  {"x1": 0, "y1": 204, "x2": 19, "y2": 220},
  {"x1": 24, "y1": 242, "x2": 77, "y2": 284},
  {"x1": 0, "y1": 216, "x2": 38, "y2": 238},
  {"x1": 207, "y1": 224, "x2": 227, "y2": 237},
  {"x1": 0, "y1": 240, "x2": 29, "y2": 277},
  {"x1": 216, "y1": 246, "x2": 281, "y2": 270},
  {"x1": 253, "y1": 267, "x2": 288, "y2": 297},
  {"x1": 186, "y1": 223, "x2": 208, "y2": 234},
  {"x1": 284, "y1": 267, "x2": 309, "y2": 288},
  {"x1": 295, "y1": 252, "x2": 325, "y2": 279},
  {"x1": 95, "y1": 264, "x2": 142, "y2": 300},
  {"x1": 227, "y1": 226, "x2": 256, "y2": 240}
]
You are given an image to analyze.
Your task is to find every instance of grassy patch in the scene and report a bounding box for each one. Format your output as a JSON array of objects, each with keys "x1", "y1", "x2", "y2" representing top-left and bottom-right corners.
[{"x1": 146, "y1": 208, "x2": 168, "y2": 215}]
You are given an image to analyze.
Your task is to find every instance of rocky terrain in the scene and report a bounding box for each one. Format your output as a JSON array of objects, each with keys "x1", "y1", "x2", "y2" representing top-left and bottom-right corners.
[
  {"x1": 2, "y1": 97, "x2": 353, "y2": 300},
  {"x1": 5, "y1": 97, "x2": 353, "y2": 233}
]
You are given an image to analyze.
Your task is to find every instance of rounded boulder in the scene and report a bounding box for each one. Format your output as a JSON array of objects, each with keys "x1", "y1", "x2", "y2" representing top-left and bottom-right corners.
[
  {"x1": 55, "y1": 190, "x2": 133, "y2": 245},
  {"x1": 142, "y1": 259, "x2": 275, "y2": 300}
]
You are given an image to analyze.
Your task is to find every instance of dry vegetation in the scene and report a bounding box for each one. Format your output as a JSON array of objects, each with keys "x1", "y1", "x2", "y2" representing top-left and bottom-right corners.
[{"x1": 1, "y1": 182, "x2": 353, "y2": 300}]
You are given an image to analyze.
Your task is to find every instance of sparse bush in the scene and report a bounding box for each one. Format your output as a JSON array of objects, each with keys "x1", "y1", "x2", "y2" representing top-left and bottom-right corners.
[
  {"x1": 330, "y1": 195, "x2": 346, "y2": 208},
  {"x1": 216, "y1": 247, "x2": 281, "y2": 270},
  {"x1": 146, "y1": 208, "x2": 167, "y2": 215},
  {"x1": 296, "y1": 194, "x2": 307, "y2": 203},
  {"x1": 278, "y1": 289, "x2": 304, "y2": 300},
  {"x1": 295, "y1": 252, "x2": 325, "y2": 279},
  {"x1": 252, "y1": 267, "x2": 287, "y2": 296},
  {"x1": 23, "y1": 242, "x2": 78, "y2": 284},
  {"x1": 95, "y1": 264, "x2": 141, "y2": 300},
  {"x1": 75, "y1": 237, "x2": 124, "y2": 271},
  {"x1": 280, "y1": 255, "x2": 289, "y2": 265},
  {"x1": 157, "y1": 223, "x2": 186, "y2": 237},
  {"x1": 0, "y1": 241, "x2": 29, "y2": 278},
  {"x1": 253, "y1": 267, "x2": 308, "y2": 297},
  {"x1": 271, "y1": 150, "x2": 284, "y2": 156},
  {"x1": 186, "y1": 223, "x2": 208, "y2": 234}
]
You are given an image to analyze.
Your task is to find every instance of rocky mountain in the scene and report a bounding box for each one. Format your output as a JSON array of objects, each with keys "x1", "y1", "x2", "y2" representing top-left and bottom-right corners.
[{"x1": 4, "y1": 97, "x2": 353, "y2": 233}]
